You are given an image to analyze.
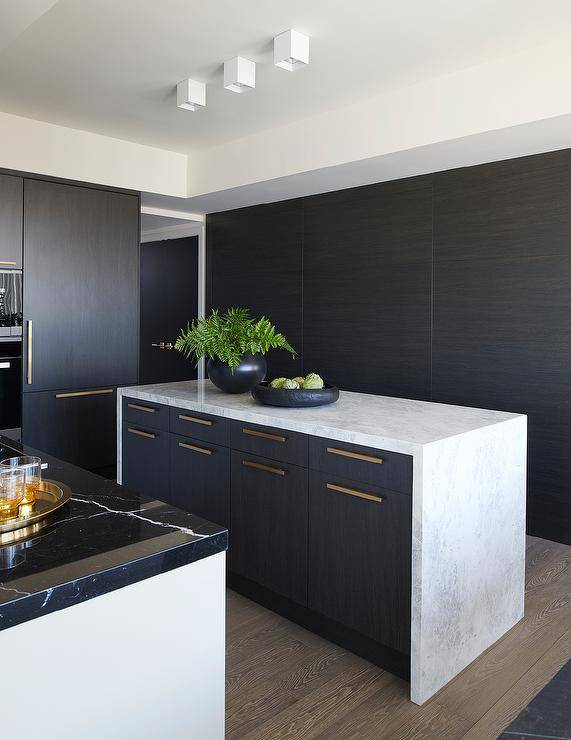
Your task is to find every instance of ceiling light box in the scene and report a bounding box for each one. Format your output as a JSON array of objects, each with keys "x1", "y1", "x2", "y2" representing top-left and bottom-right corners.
[
  {"x1": 274, "y1": 29, "x2": 309, "y2": 71},
  {"x1": 224, "y1": 57, "x2": 256, "y2": 93},
  {"x1": 177, "y1": 79, "x2": 206, "y2": 111}
]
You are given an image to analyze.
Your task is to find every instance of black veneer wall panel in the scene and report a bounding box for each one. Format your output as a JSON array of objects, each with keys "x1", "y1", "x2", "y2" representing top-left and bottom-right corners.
[
  {"x1": 432, "y1": 158, "x2": 571, "y2": 544},
  {"x1": 303, "y1": 182, "x2": 432, "y2": 398},
  {"x1": 207, "y1": 200, "x2": 303, "y2": 379},
  {"x1": 207, "y1": 149, "x2": 571, "y2": 544}
]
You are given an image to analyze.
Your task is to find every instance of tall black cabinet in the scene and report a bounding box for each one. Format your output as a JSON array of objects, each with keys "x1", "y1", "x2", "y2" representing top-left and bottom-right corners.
[{"x1": 21, "y1": 178, "x2": 139, "y2": 473}]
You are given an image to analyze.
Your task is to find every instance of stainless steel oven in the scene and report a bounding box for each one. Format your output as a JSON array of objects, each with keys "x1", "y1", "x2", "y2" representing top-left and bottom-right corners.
[{"x1": 0, "y1": 269, "x2": 22, "y2": 338}]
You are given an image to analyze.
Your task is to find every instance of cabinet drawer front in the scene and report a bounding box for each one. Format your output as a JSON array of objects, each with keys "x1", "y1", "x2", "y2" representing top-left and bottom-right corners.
[
  {"x1": 230, "y1": 451, "x2": 308, "y2": 605},
  {"x1": 230, "y1": 420, "x2": 308, "y2": 466},
  {"x1": 308, "y1": 470, "x2": 412, "y2": 653},
  {"x1": 122, "y1": 422, "x2": 169, "y2": 501},
  {"x1": 170, "y1": 433, "x2": 230, "y2": 527},
  {"x1": 122, "y1": 396, "x2": 169, "y2": 431},
  {"x1": 22, "y1": 387, "x2": 117, "y2": 471},
  {"x1": 309, "y1": 436, "x2": 412, "y2": 494},
  {"x1": 170, "y1": 407, "x2": 228, "y2": 445}
]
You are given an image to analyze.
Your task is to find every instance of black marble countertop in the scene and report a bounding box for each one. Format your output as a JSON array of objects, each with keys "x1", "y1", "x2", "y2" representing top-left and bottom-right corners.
[{"x1": 0, "y1": 436, "x2": 228, "y2": 632}]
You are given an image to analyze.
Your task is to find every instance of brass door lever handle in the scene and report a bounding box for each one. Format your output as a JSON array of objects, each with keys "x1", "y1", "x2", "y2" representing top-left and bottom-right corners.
[{"x1": 151, "y1": 341, "x2": 174, "y2": 350}]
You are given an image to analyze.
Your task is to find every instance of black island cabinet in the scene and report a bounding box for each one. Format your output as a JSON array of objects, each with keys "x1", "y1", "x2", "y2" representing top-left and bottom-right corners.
[{"x1": 120, "y1": 395, "x2": 413, "y2": 679}]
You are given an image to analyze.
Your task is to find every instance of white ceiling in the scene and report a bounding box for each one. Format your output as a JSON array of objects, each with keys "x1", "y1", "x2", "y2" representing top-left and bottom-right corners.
[{"x1": 1, "y1": 0, "x2": 571, "y2": 155}]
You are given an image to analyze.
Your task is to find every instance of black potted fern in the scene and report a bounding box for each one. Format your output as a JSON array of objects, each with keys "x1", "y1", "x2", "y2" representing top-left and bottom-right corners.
[{"x1": 174, "y1": 308, "x2": 296, "y2": 393}]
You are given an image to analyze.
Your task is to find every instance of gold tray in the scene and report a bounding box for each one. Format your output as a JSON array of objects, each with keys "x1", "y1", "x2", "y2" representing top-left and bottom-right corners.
[{"x1": 0, "y1": 480, "x2": 72, "y2": 545}]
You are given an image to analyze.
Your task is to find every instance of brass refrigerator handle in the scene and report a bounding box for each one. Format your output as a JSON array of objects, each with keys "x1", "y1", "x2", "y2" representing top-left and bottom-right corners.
[
  {"x1": 179, "y1": 441, "x2": 213, "y2": 456},
  {"x1": 242, "y1": 428, "x2": 287, "y2": 443},
  {"x1": 26, "y1": 320, "x2": 32, "y2": 385},
  {"x1": 326, "y1": 482, "x2": 384, "y2": 504},
  {"x1": 55, "y1": 389, "x2": 114, "y2": 399},
  {"x1": 127, "y1": 427, "x2": 156, "y2": 439},
  {"x1": 178, "y1": 414, "x2": 213, "y2": 426},
  {"x1": 326, "y1": 447, "x2": 384, "y2": 465},
  {"x1": 128, "y1": 402, "x2": 156, "y2": 413},
  {"x1": 242, "y1": 459, "x2": 286, "y2": 476}
]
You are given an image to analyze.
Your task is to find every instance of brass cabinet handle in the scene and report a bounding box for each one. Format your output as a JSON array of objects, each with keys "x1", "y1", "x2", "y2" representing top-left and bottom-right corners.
[
  {"x1": 242, "y1": 428, "x2": 286, "y2": 443},
  {"x1": 128, "y1": 427, "x2": 156, "y2": 439},
  {"x1": 326, "y1": 447, "x2": 383, "y2": 465},
  {"x1": 0, "y1": 260, "x2": 17, "y2": 266},
  {"x1": 128, "y1": 402, "x2": 156, "y2": 413},
  {"x1": 179, "y1": 441, "x2": 213, "y2": 456},
  {"x1": 326, "y1": 482, "x2": 383, "y2": 503},
  {"x1": 179, "y1": 414, "x2": 213, "y2": 426},
  {"x1": 55, "y1": 389, "x2": 114, "y2": 399},
  {"x1": 26, "y1": 320, "x2": 32, "y2": 384},
  {"x1": 242, "y1": 459, "x2": 286, "y2": 476}
]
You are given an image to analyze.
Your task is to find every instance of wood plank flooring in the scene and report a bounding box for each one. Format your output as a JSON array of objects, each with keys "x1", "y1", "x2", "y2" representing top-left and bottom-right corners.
[{"x1": 226, "y1": 536, "x2": 571, "y2": 739}]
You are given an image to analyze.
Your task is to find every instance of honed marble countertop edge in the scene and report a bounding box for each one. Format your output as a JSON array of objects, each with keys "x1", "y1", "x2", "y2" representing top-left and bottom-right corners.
[{"x1": 118, "y1": 380, "x2": 525, "y2": 456}]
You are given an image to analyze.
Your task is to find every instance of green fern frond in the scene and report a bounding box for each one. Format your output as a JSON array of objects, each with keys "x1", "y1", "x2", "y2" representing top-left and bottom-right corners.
[{"x1": 174, "y1": 307, "x2": 296, "y2": 371}]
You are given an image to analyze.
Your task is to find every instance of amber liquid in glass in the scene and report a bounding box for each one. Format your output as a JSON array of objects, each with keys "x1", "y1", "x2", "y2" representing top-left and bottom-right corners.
[
  {"x1": 21, "y1": 481, "x2": 38, "y2": 505},
  {"x1": 0, "y1": 498, "x2": 22, "y2": 520}
]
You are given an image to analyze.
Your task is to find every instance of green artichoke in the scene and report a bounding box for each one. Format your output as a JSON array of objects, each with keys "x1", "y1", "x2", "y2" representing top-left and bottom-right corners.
[
  {"x1": 303, "y1": 372, "x2": 324, "y2": 390},
  {"x1": 292, "y1": 376, "x2": 305, "y2": 386},
  {"x1": 282, "y1": 379, "x2": 300, "y2": 389},
  {"x1": 270, "y1": 377, "x2": 287, "y2": 389}
]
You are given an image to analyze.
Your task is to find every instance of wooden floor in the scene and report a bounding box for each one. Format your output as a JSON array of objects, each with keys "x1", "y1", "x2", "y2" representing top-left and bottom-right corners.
[{"x1": 226, "y1": 535, "x2": 571, "y2": 739}]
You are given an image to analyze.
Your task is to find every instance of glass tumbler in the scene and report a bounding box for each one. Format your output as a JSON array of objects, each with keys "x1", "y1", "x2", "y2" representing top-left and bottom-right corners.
[
  {"x1": 0, "y1": 467, "x2": 25, "y2": 520},
  {"x1": 0, "y1": 456, "x2": 42, "y2": 505}
]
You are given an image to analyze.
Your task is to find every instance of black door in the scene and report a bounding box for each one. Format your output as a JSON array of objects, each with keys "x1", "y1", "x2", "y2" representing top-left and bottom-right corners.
[
  {"x1": 308, "y1": 470, "x2": 412, "y2": 653},
  {"x1": 23, "y1": 179, "x2": 139, "y2": 393},
  {"x1": 230, "y1": 450, "x2": 308, "y2": 604},
  {"x1": 140, "y1": 237, "x2": 198, "y2": 384},
  {"x1": 0, "y1": 174, "x2": 23, "y2": 269},
  {"x1": 170, "y1": 433, "x2": 230, "y2": 527}
]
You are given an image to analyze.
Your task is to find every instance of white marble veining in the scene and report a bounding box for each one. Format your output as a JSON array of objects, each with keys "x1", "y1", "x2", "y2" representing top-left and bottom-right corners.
[
  {"x1": 117, "y1": 379, "x2": 527, "y2": 705},
  {"x1": 410, "y1": 415, "x2": 527, "y2": 703}
]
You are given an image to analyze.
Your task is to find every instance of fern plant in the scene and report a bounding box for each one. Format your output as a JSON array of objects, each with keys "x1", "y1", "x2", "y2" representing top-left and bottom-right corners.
[{"x1": 175, "y1": 308, "x2": 296, "y2": 371}]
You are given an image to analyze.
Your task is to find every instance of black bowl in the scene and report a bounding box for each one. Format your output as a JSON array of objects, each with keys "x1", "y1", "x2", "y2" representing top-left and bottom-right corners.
[{"x1": 251, "y1": 381, "x2": 339, "y2": 408}]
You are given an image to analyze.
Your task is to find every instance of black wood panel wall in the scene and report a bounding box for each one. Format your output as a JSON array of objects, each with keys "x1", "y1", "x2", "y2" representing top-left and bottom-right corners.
[
  {"x1": 303, "y1": 179, "x2": 432, "y2": 399},
  {"x1": 207, "y1": 200, "x2": 303, "y2": 379},
  {"x1": 207, "y1": 148, "x2": 571, "y2": 545}
]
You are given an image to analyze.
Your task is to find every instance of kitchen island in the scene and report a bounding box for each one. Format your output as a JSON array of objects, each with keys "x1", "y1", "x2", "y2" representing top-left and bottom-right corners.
[
  {"x1": 0, "y1": 435, "x2": 227, "y2": 740},
  {"x1": 118, "y1": 379, "x2": 527, "y2": 705}
]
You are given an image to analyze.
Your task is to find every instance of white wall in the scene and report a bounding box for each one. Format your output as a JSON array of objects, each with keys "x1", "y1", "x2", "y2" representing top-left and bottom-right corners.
[
  {"x1": 0, "y1": 110, "x2": 188, "y2": 196},
  {"x1": 188, "y1": 37, "x2": 571, "y2": 199}
]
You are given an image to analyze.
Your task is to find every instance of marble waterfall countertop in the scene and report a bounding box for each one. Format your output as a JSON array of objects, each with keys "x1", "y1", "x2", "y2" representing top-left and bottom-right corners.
[
  {"x1": 119, "y1": 379, "x2": 523, "y2": 454},
  {"x1": 0, "y1": 435, "x2": 228, "y2": 632},
  {"x1": 118, "y1": 379, "x2": 527, "y2": 705}
]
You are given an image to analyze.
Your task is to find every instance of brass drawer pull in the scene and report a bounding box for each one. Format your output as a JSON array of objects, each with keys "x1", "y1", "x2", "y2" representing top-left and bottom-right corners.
[
  {"x1": 242, "y1": 428, "x2": 286, "y2": 443},
  {"x1": 179, "y1": 414, "x2": 213, "y2": 426},
  {"x1": 242, "y1": 460, "x2": 285, "y2": 476},
  {"x1": 326, "y1": 447, "x2": 383, "y2": 465},
  {"x1": 27, "y1": 319, "x2": 32, "y2": 385},
  {"x1": 128, "y1": 402, "x2": 156, "y2": 413},
  {"x1": 128, "y1": 427, "x2": 156, "y2": 439},
  {"x1": 55, "y1": 389, "x2": 114, "y2": 399},
  {"x1": 326, "y1": 482, "x2": 383, "y2": 503},
  {"x1": 0, "y1": 260, "x2": 17, "y2": 266},
  {"x1": 179, "y1": 441, "x2": 213, "y2": 456}
]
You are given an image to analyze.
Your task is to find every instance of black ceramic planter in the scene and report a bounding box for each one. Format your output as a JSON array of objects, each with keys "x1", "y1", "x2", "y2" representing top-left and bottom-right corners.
[{"x1": 207, "y1": 352, "x2": 267, "y2": 394}]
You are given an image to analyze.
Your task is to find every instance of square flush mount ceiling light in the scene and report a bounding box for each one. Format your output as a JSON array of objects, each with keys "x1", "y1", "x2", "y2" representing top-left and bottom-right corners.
[
  {"x1": 177, "y1": 78, "x2": 206, "y2": 111},
  {"x1": 224, "y1": 56, "x2": 256, "y2": 93},
  {"x1": 274, "y1": 29, "x2": 309, "y2": 71}
]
